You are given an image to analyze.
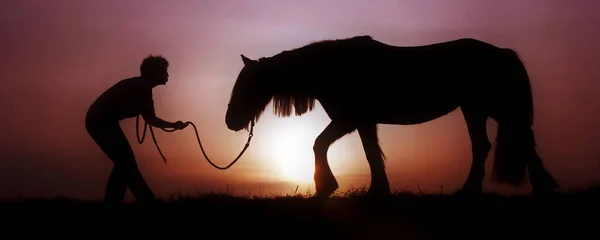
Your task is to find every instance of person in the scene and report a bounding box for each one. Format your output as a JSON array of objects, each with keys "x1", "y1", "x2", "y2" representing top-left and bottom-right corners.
[{"x1": 85, "y1": 55, "x2": 187, "y2": 204}]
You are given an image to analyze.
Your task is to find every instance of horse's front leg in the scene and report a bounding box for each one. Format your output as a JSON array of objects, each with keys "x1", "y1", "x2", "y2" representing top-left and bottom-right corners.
[
  {"x1": 357, "y1": 124, "x2": 390, "y2": 197},
  {"x1": 313, "y1": 121, "x2": 356, "y2": 197}
]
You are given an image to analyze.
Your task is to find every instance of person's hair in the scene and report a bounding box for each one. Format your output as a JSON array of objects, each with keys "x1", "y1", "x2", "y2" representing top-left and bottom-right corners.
[{"x1": 140, "y1": 55, "x2": 169, "y2": 77}]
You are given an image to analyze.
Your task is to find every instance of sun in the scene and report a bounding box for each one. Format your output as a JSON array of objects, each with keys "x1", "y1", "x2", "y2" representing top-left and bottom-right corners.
[
  {"x1": 271, "y1": 138, "x2": 315, "y2": 183},
  {"x1": 264, "y1": 120, "x2": 318, "y2": 183}
]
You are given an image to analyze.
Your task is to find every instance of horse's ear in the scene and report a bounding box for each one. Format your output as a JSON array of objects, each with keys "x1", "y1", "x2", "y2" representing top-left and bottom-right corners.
[{"x1": 241, "y1": 54, "x2": 254, "y2": 65}]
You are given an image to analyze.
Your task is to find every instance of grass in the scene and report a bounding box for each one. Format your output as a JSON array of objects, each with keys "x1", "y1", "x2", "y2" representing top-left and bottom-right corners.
[{"x1": 2, "y1": 186, "x2": 600, "y2": 239}]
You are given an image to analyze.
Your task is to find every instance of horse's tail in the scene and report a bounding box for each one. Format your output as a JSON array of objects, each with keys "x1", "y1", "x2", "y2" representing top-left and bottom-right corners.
[{"x1": 490, "y1": 49, "x2": 537, "y2": 186}]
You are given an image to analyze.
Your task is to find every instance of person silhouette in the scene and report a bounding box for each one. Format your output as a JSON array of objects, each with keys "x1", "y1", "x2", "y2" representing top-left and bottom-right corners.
[{"x1": 85, "y1": 55, "x2": 187, "y2": 204}]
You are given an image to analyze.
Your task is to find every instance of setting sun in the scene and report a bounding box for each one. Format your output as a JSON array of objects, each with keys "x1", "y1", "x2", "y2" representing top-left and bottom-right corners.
[
  {"x1": 269, "y1": 125, "x2": 316, "y2": 183},
  {"x1": 255, "y1": 109, "x2": 334, "y2": 184}
]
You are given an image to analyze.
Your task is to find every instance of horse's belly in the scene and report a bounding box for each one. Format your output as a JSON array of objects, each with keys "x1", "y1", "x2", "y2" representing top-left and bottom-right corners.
[
  {"x1": 318, "y1": 93, "x2": 460, "y2": 125},
  {"x1": 377, "y1": 105, "x2": 459, "y2": 125},
  {"x1": 366, "y1": 95, "x2": 460, "y2": 125}
]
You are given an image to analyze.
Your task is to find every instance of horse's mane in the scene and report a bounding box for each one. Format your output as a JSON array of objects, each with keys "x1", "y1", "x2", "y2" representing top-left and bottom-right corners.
[
  {"x1": 272, "y1": 93, "x2": 316, "y2": 117},
  {"x1": 266, "y1": 35, "x2": 374, "y2": 117},
  {"x1": 276, "y1": 35, "x2": 373, "y2": 58}
]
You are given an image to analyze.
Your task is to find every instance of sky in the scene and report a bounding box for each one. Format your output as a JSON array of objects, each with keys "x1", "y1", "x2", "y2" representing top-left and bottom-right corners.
[{"x1": 1, "y1": 0, "x2": 599, "y2": 201}]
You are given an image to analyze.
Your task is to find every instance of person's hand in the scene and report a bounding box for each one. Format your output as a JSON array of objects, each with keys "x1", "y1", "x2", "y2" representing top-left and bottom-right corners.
[{"x1": 173, "y1": 121, "x2": 187, "y2": 130}]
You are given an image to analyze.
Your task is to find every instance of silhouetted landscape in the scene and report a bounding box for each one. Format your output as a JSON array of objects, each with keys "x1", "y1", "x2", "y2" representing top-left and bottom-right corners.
[
  {"x1": 3, "y1": 1, "x2": 599, "y2": 239},
  {"x1": 3, "y1": 186, "x2": 599, "y2": 238}
]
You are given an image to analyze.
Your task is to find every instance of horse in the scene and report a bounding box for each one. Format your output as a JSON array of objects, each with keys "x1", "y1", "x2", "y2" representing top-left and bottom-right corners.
[{"x1": 225, "y1": 35, "x2": 559, "y2": 197}]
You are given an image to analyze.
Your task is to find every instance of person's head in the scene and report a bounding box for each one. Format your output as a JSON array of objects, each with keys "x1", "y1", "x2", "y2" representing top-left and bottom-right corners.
[{"x1": 140, "y1": 55, "x2": 169, "y2": 86}]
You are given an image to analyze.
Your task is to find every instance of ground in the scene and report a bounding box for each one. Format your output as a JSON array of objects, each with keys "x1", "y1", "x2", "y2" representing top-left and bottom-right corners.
[{"x1": 2, "y1": 187, "x2": 599, "y2": 239}]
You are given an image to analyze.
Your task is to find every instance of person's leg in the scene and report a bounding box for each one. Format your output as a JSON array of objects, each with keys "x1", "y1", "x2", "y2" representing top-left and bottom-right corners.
[
  {"x1": 102, "y1": 125, "x2": 155, "y2": 203},
  {"x1": 86, "y1": 120, "x2": 128, "y2": 203},
  {"x1": 86, "y1": 120, "x2": 154, "y2": 203},
  {"x1": 104, "y1": 164, "x2": 128, "y2": 203},
  {"x1": 126, "y1": 162, "x2": 156, "y2": 203}
]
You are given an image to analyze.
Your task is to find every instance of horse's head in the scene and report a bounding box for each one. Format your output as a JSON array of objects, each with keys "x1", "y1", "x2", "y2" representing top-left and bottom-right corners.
[{"x1": 226, "y1": 55, "x2": 274, "y2": 132}]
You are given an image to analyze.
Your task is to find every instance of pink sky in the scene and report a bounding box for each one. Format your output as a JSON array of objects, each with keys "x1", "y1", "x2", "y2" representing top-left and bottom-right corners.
[{"x1": 1, "y1": 0, "x2": 599, "y2": 200}]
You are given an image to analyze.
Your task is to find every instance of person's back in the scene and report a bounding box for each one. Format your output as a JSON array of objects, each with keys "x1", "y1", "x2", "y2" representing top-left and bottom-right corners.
[{"x1": 86, "y1": 77, "x2": 153, "y2": 123}]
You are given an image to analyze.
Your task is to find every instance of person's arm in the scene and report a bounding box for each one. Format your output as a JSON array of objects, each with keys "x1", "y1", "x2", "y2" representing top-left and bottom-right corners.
[
  {"x1": 142, "y1": 109, "x2": 178, "y2": 129},
  {"x1": 140, "y1": 93, "x2": 179, "y2": 129}
]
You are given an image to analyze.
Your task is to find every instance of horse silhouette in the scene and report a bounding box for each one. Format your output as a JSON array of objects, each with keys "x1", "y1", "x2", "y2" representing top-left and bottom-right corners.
[{"x1": 225, "y1": 35, "x2": 558, "y2": 197}]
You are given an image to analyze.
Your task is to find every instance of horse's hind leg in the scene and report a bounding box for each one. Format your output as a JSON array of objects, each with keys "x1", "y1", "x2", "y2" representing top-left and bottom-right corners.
[
  {"x1": 357, "y1": 124, "x2": 390, "y2": 196},
  {"x1": 313, "y1": 121, "x2": 356, "y2": 197},
  {"x1": 456, "y1": 108, "x2": 491, "y2": 195}
]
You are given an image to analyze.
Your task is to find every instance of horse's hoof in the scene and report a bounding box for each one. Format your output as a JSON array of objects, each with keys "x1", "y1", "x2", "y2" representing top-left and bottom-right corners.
[
  {"x1": 367, "y1": 183, "x2": 391, "y2": 197},
  {"x1": 531, "y1": 174, "x2": 559, "y2": 196},
  {"x1": 314, "y1": 171, "x2": 339, "y2": 198},
  {"x1": 315, "y1": 181, "x2": 338, "y2": 197},
  {"x1": 315, "y1": 183, "x2": 338, "y2": 198}
]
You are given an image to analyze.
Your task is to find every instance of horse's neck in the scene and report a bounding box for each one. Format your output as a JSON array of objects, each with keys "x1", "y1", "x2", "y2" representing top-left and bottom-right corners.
[{"x1": 267, "y1": 67, "x2": 310, "y2": 98}]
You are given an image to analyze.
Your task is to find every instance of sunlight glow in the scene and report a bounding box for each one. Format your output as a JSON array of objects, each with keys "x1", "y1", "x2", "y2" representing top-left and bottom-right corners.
[
  {"x1": 269, "y1": 126, "x2": 316, "y2": 183},
  {"x1": 255, "y1": 102, "x2": 363, "y2": 184},
  {"x1": 255, "y1": 113, "x2": 328, "y2": 184}
]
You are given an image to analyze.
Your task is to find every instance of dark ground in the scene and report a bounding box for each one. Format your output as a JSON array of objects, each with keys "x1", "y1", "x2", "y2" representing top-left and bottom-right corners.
[{"x1": 2, "y1": 187, "x2": 599, "y2": 239}]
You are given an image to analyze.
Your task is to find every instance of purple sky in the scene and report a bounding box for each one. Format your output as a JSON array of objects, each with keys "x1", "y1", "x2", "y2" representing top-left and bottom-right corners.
[{"x1": 1, "y1": 0, "x2": 599, "y2": 200}]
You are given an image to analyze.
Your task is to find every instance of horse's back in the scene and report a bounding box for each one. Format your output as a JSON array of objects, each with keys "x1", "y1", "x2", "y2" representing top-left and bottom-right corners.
[
  {"x1": 313, "y1": 37, "x2": 505, "y2": 124},
  {"x1": 370, "y1": 37, "x2": 497, "y2": 52}
]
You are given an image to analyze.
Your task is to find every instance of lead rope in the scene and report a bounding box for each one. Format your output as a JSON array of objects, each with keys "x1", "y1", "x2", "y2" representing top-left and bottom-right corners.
[{"x1": 135, "y1": 115, "x2": 255, "y2": 170}]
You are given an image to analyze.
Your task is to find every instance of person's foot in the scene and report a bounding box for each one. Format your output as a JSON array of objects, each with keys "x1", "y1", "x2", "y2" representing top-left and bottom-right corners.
[
  {"x1": 529, "y1": 168, "x2": 559, "y2": 196},
  {"x1": 102, "y1": 200, "x2": 126, "y2": 209},
  {"x1": 137, "y1": 197, "x2": 165, "y2": 207}
]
